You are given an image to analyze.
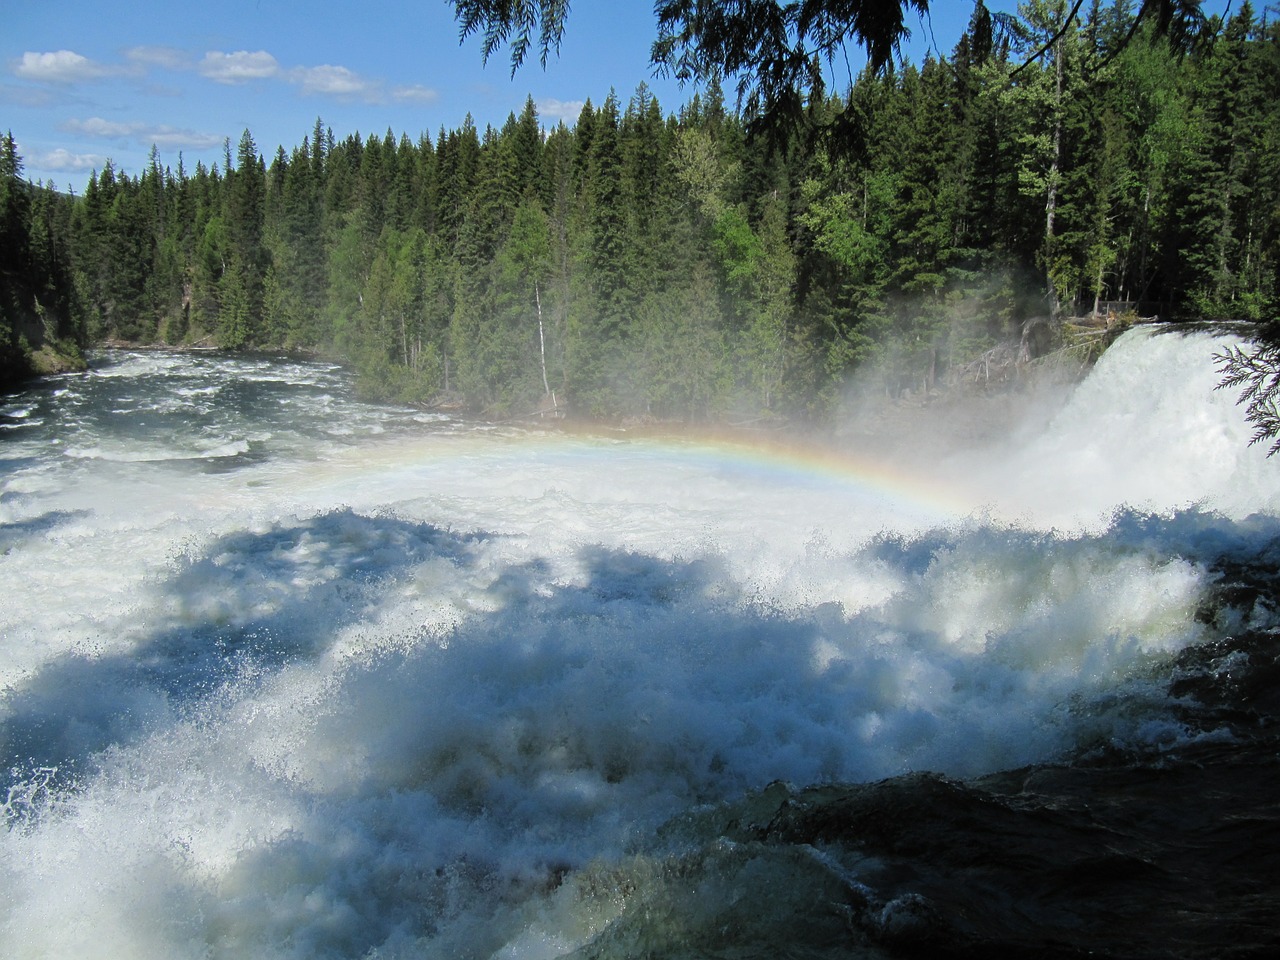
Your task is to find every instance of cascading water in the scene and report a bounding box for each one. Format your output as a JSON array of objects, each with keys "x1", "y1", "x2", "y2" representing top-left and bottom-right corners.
[{"x1": 1, "y1": 329, "x2": 1277, "y2": 959}]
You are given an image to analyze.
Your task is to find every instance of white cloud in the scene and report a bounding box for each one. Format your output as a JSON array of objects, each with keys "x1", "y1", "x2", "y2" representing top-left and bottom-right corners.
[
  {"x1": 63, "y1": 117, "x2": 135, "y2": 138},
  {"x1": 26, "y1": 146, "x2": 109, "y2": 174},
  {"x1": 62, "y1": 117, "x2": 223, "y2": 150},
  {"x1": 13, "y1": 50, "x2": 111, "y2": 83},
  {"x1": 289, "y1": 64, "x2": 382, "y2": 100},
  {"x1": 392, "y1": 84, "x2": 439, "y2": 104},
  {"x1": 146, "y1": 126, "x2": 225, "y2": 150},
  {"x1": 187, "y1": 48, "x2": 420, "y2": 107},
  {"x1": 538, "y1": 98, "x2": 586, "y2": 123},
  {"x1": 199, "y1": 50, "x2": 280, "y2": 84}
]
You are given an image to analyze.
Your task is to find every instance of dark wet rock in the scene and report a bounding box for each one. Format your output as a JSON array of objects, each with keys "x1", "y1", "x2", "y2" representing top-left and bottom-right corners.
[{"x1": 641, "y1": 615, "x2": 1280, "y2": 960}]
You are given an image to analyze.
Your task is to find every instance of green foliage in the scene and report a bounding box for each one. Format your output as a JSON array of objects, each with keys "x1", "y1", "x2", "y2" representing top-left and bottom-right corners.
[
  {"x1": 6, "y1": 2, "x2": 1276, "y2": 425},
  {"x1": 454, "y1": 0, "x2": 571, "y2": 72},
  {"x1": 1, "y1": 131, "x2": 84, "y2": 385},
  {"x1": 632, "y1": 265, "x2": 733, "y2": 420},
  {"x1": 1216, "y1": 333, "x2": 1280, "y2": 455},
  {"x1": 456, "y1": 2, "x2": 1215, "y2": 145}
]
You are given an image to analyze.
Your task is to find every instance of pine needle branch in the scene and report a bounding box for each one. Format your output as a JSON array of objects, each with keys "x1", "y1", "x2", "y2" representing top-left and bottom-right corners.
[{"x1": 1215, "y1": 340, "x2": 1280, "y2": 456}]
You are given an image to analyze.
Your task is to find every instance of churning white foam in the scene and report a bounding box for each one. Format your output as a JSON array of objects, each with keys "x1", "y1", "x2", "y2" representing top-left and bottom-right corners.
[{"x1": 1, "y1": 330, "x2": 1276, "y2": 958}]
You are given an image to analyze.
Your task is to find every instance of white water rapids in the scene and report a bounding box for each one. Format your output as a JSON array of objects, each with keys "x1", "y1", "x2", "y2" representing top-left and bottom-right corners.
[{"x1": 1, "y1": 329, "x2": 1277, "y2": 958}]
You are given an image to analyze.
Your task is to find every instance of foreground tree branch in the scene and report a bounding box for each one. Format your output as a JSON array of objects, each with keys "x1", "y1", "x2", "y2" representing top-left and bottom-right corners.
[
  {"x1": 450, "y1": 1, "x2": 1211, "y2": 125},
  {"x1": 1216, "y1": 332, "x2": 1280, "y2": 457}
]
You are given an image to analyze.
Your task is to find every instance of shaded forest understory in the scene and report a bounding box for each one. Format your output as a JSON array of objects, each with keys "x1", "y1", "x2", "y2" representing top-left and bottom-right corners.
[{"x1": 3, "y1": 2, "x2": 1277, "y2": 422}]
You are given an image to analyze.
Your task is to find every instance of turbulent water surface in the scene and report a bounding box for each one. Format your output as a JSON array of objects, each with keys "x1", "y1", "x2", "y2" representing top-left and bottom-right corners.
[{"x1": 1, "y1": 331, "x2": 1278, "y2": 959}]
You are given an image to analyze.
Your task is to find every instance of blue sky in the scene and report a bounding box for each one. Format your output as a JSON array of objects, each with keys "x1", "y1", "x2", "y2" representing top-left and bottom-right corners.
[{"x1": 1, "y1": 1, "x2": 1121, "y2": 192}]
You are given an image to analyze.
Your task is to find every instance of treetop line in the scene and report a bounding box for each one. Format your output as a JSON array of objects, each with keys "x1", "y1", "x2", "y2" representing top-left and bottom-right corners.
[{"x1": 2, "y1": 1, "x2": 1276, "y2": 440}]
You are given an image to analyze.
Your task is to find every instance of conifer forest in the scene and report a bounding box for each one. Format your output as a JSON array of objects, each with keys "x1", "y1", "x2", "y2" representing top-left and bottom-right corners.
[{"x1": 2, "y1": 1, "x2": 1277, "y2": 421}]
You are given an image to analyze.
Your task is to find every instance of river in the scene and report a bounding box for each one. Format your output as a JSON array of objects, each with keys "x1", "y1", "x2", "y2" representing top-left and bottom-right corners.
[{"x1": 2, "y1": 329, "x2": 1277, "y2": 958}]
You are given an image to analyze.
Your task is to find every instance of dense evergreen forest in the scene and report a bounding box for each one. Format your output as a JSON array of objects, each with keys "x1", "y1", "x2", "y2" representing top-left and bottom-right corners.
[{"x1": 2, "y1": 1, "x2": 1277, "y2": 422}]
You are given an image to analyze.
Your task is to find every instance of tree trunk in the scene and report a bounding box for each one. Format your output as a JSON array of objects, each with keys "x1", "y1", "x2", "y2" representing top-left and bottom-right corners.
[
  {"x1": 1045, "y1": 37, "x2": 1063, "y2": 316},
  {"x1": 536, "y1": 280, "x2": 550, "y2": 396}
]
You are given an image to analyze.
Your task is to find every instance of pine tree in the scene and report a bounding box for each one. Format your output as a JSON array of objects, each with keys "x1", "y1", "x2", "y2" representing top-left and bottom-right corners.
[
  {"x1": 1175, "y1": 2, "x2": 1277, "y2": 318},
  {"x1": 219, "y1": 129, "x2": 268, "y2": 347},
  {"x1": 511, "y1": 95, "x2": 544, "y2": 197},
  {"x1": 0, "y1": 131, "x2": 32, "y2": 379}
]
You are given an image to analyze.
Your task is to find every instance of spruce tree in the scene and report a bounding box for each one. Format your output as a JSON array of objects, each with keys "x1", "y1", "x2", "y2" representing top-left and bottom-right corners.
[{"x1": 220, "y1": 129, "x2": 268, "y2": 347}]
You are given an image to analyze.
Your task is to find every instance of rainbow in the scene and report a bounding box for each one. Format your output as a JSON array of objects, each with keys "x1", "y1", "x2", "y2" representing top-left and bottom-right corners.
[
  {"x1": 307, "y1": 420, "x2": 984, "y2": 522},
  {"x1": 498, "y1": 421, "x2": 984, "y2": 520},
  {"x1": 614, "y1": 428, "x2": 981, "y2": 519}
]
